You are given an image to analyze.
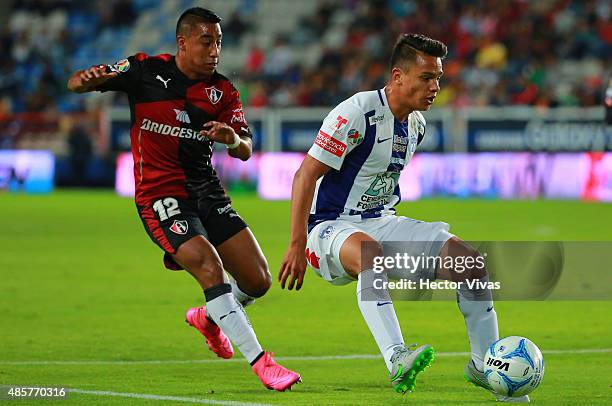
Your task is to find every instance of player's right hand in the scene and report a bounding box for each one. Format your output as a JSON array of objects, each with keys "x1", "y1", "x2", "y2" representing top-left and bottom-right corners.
[
  {"x1": 279, "y1": 244, "x2": 307, "y2": 291},
  {"x1": 79, "y1": 65, "x2": 118, "y2": 88}
]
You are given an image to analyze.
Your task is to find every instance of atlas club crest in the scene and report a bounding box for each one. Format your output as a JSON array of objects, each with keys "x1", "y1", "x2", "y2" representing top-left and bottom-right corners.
[
  {"x1": 205, "y1": 86, "x2": 223, "y2": 104},
  {"x1": 170, "y1": 220, "x2": 188, "y2": 235}
]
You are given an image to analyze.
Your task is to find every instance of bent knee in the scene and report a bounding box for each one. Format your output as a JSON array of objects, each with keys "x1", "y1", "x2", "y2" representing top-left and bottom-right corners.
[
  {"x1": 445, "y1": 240, "x2": 488, "y2": 281},
  {"x1": 251, "y1": 266, "x2": 272, "y2": 297},
  {"x1": 457, "y1": 246, "x2": 487, "y2": 279},
  {"x1": 173, "y1": 237, "x2": 223, "y2": 275},
  {"x1": 241, "y1": 262, "x2": 272, "y2": 298},
  {"x1": 358, "y1": 241, "x2": 384, "y2": 271},
  {"x1": 192, "y1": 261, "x2": 224, "y2": 279},
  {"x1": 176, "y1": 251, "x2": 224, "y2": 278}
]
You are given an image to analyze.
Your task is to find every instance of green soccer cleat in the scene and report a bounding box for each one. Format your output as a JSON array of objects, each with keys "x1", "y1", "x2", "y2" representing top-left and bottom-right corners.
[
  {"x1": 389, "y1": 344, "x2": 435, "y2": 394},
  {"x1": 464, "y1": 360, "x2": 530, "y2": 403},
  {"x1": 465, "y1": 359, "x2": 494, "y2": 391}
]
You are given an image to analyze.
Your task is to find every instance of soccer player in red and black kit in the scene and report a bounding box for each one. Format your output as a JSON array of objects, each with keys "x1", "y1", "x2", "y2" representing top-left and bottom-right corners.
[{"x1": 67, "y1": 7, "x2": 300, "y2": 391}]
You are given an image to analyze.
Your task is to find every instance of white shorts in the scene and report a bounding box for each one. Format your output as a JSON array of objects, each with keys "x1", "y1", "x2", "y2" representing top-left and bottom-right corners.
[{"x1": 306, "y1": 215, "x2": 454, "y2": 285}]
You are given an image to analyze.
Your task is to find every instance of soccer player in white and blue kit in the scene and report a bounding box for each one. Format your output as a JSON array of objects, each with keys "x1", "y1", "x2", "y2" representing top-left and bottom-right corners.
[{"x1": 279, "y1": 34, "x2": 528, "y2": 402}]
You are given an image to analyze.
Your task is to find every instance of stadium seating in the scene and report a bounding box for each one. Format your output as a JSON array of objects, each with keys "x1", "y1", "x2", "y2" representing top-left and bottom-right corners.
[{"x1": 2, "y1": 0, "x2": 609, "y2": 114}]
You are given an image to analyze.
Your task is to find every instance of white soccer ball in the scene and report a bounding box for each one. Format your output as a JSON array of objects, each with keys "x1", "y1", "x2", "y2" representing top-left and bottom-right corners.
[{"x1": 484, "y1": 336, "x2": 545, "y2": 397}]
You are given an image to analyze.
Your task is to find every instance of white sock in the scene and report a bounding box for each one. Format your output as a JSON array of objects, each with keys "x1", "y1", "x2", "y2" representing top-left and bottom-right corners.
[
  {"x1": 229, "y1": 277, "x2": 256, "y2": 307},
  {"x1": 357, "y1": 271, "x2": 404, "y2": 372},
  {"x1": 205, "y1": 285, "x2": 263, "y2": 363},
  {"x1": 457, "y1": 288, "x2": 499, "y2": 370}
]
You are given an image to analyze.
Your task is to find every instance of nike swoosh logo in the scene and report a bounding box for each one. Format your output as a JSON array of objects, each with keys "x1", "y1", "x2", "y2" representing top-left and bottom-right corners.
[
  {"x1": 486, "y1": 306, "x2": 494, "y2": 312},
  {"x1": 377, "y1": 301, "x2": 392, "y2": 307},
  {"x1": 219, "y1": 310, "x2": 236, "y2": 320},
  {"x1": 377, "y1": 137, "x2": 391, "y2": 143}
]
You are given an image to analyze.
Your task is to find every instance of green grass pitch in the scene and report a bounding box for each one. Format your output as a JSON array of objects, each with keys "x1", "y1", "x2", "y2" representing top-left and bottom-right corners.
[{"x1": 1, "y1": 191, "x2": 611, "y2": 405}]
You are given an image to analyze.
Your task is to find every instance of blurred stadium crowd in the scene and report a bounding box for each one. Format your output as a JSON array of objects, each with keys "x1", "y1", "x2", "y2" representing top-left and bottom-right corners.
[{"x1": 0, "y1": 0, "x2": 610, "y2": 115}]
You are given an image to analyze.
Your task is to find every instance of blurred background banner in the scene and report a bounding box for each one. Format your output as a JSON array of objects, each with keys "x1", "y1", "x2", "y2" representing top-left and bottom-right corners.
[
  {"x1": 463, "y1": 108, "x2": 609, "y2": 152},
  {"x1": 0, "y1": 150, "x2": 54, "y2": 193},
  {"x1": 0, "y1": 0, "x2": 610, "y2": 197},
  {"x1": 115, "y1": 151, "x2": 612, "y2": 201}
]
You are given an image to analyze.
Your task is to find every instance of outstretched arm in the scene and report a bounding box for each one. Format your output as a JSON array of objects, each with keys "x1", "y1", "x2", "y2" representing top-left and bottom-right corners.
[
  {"x1": 67, "y1": 65, "x2": 118, "y2": 93},
  {"x1": 279, "y1": 155, "x2": 331, "y2": 290}
]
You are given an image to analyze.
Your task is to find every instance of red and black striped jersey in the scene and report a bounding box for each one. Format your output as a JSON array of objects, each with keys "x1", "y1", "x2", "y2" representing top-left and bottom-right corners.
[{"x1": 96, "y1": 53, "x2": 252, "y2": 207}]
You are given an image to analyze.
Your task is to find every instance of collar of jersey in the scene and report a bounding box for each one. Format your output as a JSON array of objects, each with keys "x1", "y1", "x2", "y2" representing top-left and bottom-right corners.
[
  {"x1": 379, "y1": 86, "x2": 389, "y2": 107},
  {"x1": 380, "y1": 86, "x2": 411, "y2": 125}
]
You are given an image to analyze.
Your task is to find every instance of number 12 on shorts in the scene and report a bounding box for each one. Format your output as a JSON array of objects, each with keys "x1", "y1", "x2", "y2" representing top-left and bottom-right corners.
[{"x1": 152, "y1": 197, "x2": 181, "y2": 221}]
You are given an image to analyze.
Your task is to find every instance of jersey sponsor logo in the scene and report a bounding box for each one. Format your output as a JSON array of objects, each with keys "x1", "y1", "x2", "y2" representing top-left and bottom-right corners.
[
  {"x1": 140, "y1": 118, "x2": 205, "y2": 141},
  {"x1": 357, "y1": 199, "x2": 388, "y2": 210},
  {"x1": 392, "y1": 143, "x2": 407, "y2": 153},
  {"x1": 169, "y1": 219, "x2": 188, "y2": 235},
  {"x1": 356, "y1": 172, "x2": 400, "y2": 210},
  {"x1": 314, "y1": 130, "x2": 347, "y2": 157},
  {"x1": 335, "y1": 115, "x2": 348, "y2": 130},
  {"x1": 377, "y1": 136, "x2": 391, "y2": 143},
  {"x1": 155, "y1": 75, "x2": 171, "y2": 88},
  {"x1": 392, "y1": 134, "x2": 408, "y2": 153},
  {"x1": 394, "y1": 134, "x2": 409, "y2": 145},
  {"x1": 173, "y1": 109, "x2": 191, "y2": 124},
  {"x1": 205, "y1": 86, "x2": 223, "y2": 104},
  {"x1": 305, "y1": 248, "x2": 320, "y2": 269},
  {"x1": 389, "y1": 132, "x2": 411, "y2": 170},
  {"x1": 347, "y1": 128, "x2": 363, "y2": 146},
  {"x1": 109, "y1": 58, "x2": 130, "y2": 73},
  {"x1": 230, "y1": 108, "x2": 245, "y2": 124},
  {"x1": 365, "y1": 172, "x2": 399, "y2": 197},
  {"x1": 216, "y1": 203, "x2": 233, "y2": 214},
  {"x1": 369, "y1": 114, "x2": 385, "y2": 126}
]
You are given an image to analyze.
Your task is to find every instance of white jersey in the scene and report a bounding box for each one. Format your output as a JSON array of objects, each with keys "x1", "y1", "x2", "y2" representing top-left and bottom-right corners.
[{"x1": 307, "y1": 88, "x2": 426, "y2": 227}]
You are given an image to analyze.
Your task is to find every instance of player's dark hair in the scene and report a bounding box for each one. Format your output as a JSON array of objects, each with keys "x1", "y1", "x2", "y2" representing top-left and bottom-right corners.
[
  {"x1": 390, "y1": 34, "x2": 447, "y2": 69},
  {"x1": 176, "y1": 7, "x2": 222, "y2": 36}
]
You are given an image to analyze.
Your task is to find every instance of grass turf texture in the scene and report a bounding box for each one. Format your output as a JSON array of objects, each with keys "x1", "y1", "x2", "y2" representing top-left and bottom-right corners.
[{"x1": 1, "y1": 191, "x2": 611, "y2": 405}]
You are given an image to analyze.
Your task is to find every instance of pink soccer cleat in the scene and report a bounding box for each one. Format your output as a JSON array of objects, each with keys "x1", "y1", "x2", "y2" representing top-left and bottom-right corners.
[
  {"x1": 185, "y1": 306, "x2": 234, "y2": 359},
  {"x1": 252, "y1": 352, "x2": 301, "y2": 391}
]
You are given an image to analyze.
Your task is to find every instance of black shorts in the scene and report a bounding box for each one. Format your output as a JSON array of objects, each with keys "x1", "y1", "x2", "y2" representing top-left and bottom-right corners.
[{"x1": 137, "y1": 197, "x2": 247, "y2": 270}]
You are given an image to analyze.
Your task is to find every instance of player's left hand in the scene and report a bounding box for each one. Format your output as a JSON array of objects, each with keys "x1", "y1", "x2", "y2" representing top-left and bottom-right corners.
[
  {"x1": 279, "y1": 244, "x2": 307, "y2": 291},
  {"x1": 201, "y1": 121, "x2": 236, "y2": 145}
]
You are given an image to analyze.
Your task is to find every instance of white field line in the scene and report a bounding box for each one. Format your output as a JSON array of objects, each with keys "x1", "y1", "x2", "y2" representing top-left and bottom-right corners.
[
  {"x1": 68, "y1": 389, "x2": 272, "y2": 405},
  {"x1": 0, "y1": 348, "x2": 610, "y2": 366}
]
